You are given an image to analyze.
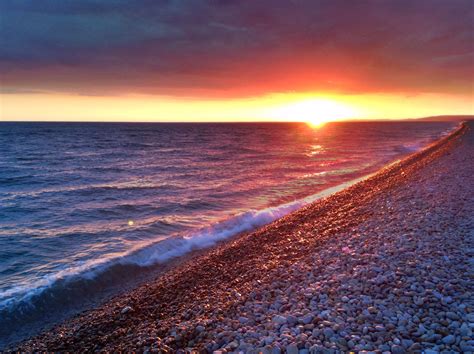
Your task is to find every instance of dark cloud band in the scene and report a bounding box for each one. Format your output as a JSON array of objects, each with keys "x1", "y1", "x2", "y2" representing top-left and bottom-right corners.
[{"x1": 1, "y1": 0, "x2": 473, "y2": 97}]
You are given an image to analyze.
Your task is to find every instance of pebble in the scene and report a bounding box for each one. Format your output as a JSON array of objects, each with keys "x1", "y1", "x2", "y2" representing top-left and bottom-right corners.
[
  {"x1": 323, "y1": 328, "x2": 334, "y2": 339},
  {"x1": 460, "y1": 322, "x2": 471, "y2": 336},
  {"x1": 120, "y1": 306, "x2": 133, "y2": 314},
  {"x1": 272, "y1": 315, "x2": 287, "y2": 325},
  {"x1": 391, "y1": 344, "x2": 405, "y2": 354},
  {"x1": 445, "y1": 312, "x2": 459, "y2": 320},
  {"x1": 196, "y1": 325, "x2": 205, "y2": 333},
  {"x1": 301, "y1": 314, "x2": 313, "y2": 325},
  {"x1": 442, "y1": 334, "x2": 455, "y2": 345},
  {"x1": 285, "y1": 343, "x2": 298, "y2": 354}
]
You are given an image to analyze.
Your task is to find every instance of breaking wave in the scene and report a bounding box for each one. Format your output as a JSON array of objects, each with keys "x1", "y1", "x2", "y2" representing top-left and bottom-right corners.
[{"x1": 0, "y1": 174, "x2": 369, "y2": 325}]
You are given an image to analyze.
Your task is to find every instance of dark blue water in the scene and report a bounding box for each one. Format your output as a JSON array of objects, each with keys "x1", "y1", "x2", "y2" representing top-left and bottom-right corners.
[{"x1": 0, "y1": 121, "x2": 457, "y2": 344}]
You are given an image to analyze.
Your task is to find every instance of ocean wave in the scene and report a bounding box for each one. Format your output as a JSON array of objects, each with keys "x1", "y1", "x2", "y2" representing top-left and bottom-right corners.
[
  {"x1": 395, "y1": 141, "x2": 427, "y2": 154},
  {"x1": 394, "y1": 124, "x2": 458, "y2": 154},
  {"x1": 0, "y1": 174, "x2": 369, "y2": 318},
  {"x1": 1, "y1": 181, "x2": 185, "y2": 200}
]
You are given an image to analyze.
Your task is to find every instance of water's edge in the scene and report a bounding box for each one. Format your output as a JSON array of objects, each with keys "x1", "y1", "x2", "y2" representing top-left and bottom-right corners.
[{"x1": 1, "y1": 173, "x2": 378, "y2": 348}]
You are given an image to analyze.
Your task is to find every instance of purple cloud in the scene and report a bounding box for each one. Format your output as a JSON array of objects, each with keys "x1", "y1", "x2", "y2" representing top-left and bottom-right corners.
[{"x1": 1, "y1": 0, "x2": 473, "y2": 97}]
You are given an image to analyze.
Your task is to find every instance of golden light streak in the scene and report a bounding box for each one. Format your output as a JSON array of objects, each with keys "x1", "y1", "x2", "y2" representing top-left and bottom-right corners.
[{"x1": 1, "y1": 92, "x2": 472, "y2": 122}]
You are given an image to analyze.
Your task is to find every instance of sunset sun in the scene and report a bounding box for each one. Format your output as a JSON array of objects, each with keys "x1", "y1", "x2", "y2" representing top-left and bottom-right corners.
[{"x1": 266, "y1": 99, "x2": 359, "y2": 125}]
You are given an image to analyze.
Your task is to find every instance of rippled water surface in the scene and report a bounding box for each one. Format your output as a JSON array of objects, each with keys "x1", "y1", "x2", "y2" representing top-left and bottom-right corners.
[{"x1": 0, "y1": 121, "x2": 456, "y2": 341}]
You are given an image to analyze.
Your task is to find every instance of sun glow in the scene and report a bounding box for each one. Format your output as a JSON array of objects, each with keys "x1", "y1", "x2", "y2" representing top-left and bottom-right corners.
[
  {"x1": 2, "y1": 92, "x2": 472, "y2": 122},
  {"x1": 264, "y1": 99, "x2": 359, "y2": 126}
]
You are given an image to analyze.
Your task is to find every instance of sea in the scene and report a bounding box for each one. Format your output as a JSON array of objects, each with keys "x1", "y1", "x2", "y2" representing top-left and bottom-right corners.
[{"x1": 0, "y1": 121, "x2": 458, "y2": 345}]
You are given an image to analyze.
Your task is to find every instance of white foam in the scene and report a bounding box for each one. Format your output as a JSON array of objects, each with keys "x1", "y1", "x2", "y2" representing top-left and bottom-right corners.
[
  {"x1": 125, "y1": 174, "x2": 372, "y2": 267},
  {"x1": 402, "y1": 141, "x2": 426, "y2": 153}
]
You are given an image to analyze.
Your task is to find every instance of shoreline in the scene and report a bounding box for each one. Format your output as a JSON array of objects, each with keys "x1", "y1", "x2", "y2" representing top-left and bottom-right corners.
[
  {"x1": 0, "y1": 162, "x2": 390, "y2": 348},
  {"x1": 14, "y1": 122, "x2": 473, "y2": 351}
]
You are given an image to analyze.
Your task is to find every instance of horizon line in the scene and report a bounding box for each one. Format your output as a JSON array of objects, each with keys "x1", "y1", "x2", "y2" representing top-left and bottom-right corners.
[{"x1": 1, "y1": 114, "x2": 473, "y2": 124}]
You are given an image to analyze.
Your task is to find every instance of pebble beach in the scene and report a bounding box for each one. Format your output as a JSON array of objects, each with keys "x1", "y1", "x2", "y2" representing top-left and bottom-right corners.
[{"x1": 16, "y1": 121, "x2": 473, "y2": 352}]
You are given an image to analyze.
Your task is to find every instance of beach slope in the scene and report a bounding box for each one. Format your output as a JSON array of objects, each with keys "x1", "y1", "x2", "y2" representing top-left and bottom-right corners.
[{"x1": 17, "y1": 122, "x2": 473, "y2": 352}]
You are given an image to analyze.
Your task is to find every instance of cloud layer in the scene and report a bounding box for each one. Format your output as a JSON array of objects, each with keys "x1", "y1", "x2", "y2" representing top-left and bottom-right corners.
[{"x1": 1, "y1": 0, "x2": 473, "y2": 97}]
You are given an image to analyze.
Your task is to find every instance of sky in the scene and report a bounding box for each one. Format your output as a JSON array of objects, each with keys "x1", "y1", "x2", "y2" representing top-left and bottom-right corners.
[{"x1": 0, "y1": 0, "x2": 473, "y2": 122}]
